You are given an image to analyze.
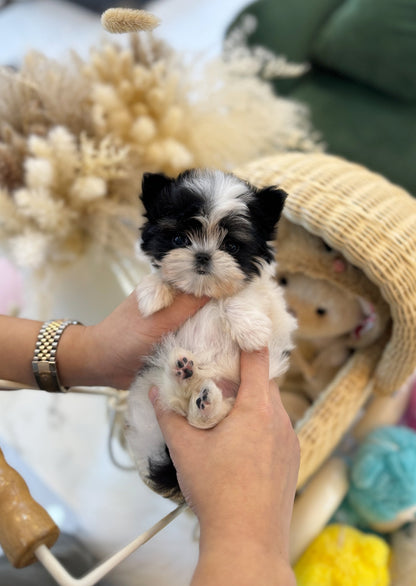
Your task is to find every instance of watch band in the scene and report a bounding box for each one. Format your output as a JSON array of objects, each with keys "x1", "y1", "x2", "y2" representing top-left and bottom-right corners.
[{"x1": 32, "y1": 319, "x2": 82, "y2": 393}]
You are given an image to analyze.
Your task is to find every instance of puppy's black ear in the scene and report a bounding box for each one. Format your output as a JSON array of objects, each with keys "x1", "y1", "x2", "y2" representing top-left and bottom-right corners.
[
  {"x1": 140, "y1": 172, "x2": 174, "y2": 219},
  {"x1": 249, "y1": 186, "x2": 287, "y2": 240}
]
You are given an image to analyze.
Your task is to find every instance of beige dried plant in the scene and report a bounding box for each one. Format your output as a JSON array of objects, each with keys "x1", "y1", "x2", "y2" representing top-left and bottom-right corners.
[
  {"x1": 0, "y1": 126, "x2": 139, "y2": 269},
  {"x1": 0, "y1": 53, "x2": 93, "y2": 139},
  {"x1": 87, "y1": 32, "x2": 320, "y2": 175},
  {"x1": 0, "y1": 19, "x2": 321, "y2": 272},
  {"x1": 85, "y1": 35, "x2": 195, "y2": 176},
  {"x1": 101, "y1": 8, "x2": 161, "y2": 34}
]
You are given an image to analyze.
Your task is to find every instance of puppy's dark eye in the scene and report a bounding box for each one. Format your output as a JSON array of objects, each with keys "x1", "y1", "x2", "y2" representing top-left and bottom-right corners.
[
  {"x1": 316, "y1": 307, "x2": 327, "y2": 316},
  {"x1": 172, "y1": 233, "x2": 191, "y2": 247},
  {"x1": 322, "y1": 241, "x2": 333, "y2": 253},
  {"x1": 224, "y1": 241, "x2": 239, "y2": 254},
  {"x1": 278, "y1": 276, "x2": 288, "y2": 286}
]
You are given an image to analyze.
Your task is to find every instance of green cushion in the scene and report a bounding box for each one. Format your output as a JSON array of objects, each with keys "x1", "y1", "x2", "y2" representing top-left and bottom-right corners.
[
  {"x1": 226, "y1": 0, "x2": 344, "y2": 93},
  {"x1": 226, "y1": 0, "x2": 416, "y2": 196},
  {"x1": 227, "y1": 0, "x2": 344, "y2": 62},
  {"x1": 288, "y1": 69, "x2": 416, "y2": 194},
  {"x1": 311, "y1": 0, "x2": 416, "y2": 101}
]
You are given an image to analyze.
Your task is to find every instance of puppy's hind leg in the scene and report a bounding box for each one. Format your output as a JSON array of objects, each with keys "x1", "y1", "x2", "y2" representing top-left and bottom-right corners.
[
  {"x1": 147, "y1": 446, "x2": 184, "y2": 503},
  {"x1": 187, "y1": 380, "x2": 235, "y2": 429}
]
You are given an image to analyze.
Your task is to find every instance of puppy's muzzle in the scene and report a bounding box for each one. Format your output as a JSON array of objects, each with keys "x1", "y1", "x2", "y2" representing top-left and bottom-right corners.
[{"x1": 195, "y1": 252, "x2": 211, "y2": 275}]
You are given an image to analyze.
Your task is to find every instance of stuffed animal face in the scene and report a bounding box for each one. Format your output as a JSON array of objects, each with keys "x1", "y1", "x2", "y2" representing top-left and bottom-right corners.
[
  {"x1": 139, "y1": 169, "x2": 287, "y2": 298},
  {"x1": 277, "y1": 271, "x2": 365, "y2": 339}
]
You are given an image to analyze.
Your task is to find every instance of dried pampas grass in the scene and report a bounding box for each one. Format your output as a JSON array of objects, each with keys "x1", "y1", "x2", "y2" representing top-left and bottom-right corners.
[
  {"x1": 0, "y1": 15, "x2": 321, "y2": 273},
  {"x1": 0, "y1": 126, "x2": 139, "y2": 269},
  {"x1": 101, "y1": 8, "x2": 160, "y2": 34}
]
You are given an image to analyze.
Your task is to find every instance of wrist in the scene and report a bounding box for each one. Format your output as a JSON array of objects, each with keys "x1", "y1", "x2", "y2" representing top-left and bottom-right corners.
[
  {"x1": 31, "y1": 320, "x2": 84, "y2": 392},
  {"x1": 195, "y1": 527, "x2": 296, "y2": 586},
  {"x1": 199, "y1": 519, "x2": 288, "y2": 561},
  {"x1": 56, "y1": 323, "x2": 93, "y2": 388},
  {"x1": 196, "y1": 497, "x2": 289, "y2": 558}
]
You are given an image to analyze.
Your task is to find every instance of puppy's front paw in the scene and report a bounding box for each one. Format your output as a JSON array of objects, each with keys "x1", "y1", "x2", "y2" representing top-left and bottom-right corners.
[
  {"x1": 233, "y1": 314, "x2": 272, "y2": 351},
  {"x1": 174, "y1": 355, "x2": 194, "y2": 381},
  {"x1": 136, "y1": 275, "x2": 175, "y2": 316}
]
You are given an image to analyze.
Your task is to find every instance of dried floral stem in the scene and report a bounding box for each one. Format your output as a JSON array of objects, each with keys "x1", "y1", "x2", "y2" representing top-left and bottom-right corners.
[{"x1": 101, "y1": 8, "x2": 161, "y2": 34}]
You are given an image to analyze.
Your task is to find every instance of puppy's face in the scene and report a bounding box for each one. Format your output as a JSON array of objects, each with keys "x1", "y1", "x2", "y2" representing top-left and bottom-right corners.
[{"x1": 139, "y1": 169, "x2": 287, "y2": 298}]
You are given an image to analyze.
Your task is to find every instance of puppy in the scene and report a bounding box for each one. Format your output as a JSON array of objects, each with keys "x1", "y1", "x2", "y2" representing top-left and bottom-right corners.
[{"x1": 126, "y1": 169, "x2": 297, "y2": 501}]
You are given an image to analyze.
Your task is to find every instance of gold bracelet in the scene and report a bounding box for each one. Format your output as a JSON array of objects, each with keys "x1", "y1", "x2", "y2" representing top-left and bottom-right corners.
[{"x1": 32, "y1": 319, "x2": 82, "y2": 393}]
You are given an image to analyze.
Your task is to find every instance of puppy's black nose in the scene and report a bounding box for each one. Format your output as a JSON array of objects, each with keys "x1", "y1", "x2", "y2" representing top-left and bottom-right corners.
[{"x1": 195, "y1": 252, "x2": 210, "y2": 265}]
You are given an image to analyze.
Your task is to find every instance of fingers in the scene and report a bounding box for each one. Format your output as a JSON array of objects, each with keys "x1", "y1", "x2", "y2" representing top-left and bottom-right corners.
[
  {"x1": 146, "y1": 294, "x2": 209, "y2": 337},
  {"x1": 237, "y1": 349, "x2": 289, "y2": 417},
  {"x1": 236, "y1": 347, "x2": 270, "y2": 405},
  {"x1": 149, "y1": 387, "x2": 194, "y2": 448}
]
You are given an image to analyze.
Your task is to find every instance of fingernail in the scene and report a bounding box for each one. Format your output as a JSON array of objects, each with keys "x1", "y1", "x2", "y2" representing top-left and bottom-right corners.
[{"x1": 149, "y1": 386, "x2": 159, "y2": 405}]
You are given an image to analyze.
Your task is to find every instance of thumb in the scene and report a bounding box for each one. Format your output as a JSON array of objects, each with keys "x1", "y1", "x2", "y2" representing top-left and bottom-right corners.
[{"x1": 149, "y1": 386, "x2": 189, "y2": 444}]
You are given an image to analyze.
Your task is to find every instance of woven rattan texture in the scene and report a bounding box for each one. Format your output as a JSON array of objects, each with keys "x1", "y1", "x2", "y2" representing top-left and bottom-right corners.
[{"x1": 234, "y1": 152, "x2": 416, "y2": 487}]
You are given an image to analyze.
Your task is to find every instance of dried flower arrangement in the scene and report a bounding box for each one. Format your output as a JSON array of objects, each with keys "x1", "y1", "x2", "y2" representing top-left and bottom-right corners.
[{"x1": 0, "y1": 13, "x2": 322, "y2": 276}]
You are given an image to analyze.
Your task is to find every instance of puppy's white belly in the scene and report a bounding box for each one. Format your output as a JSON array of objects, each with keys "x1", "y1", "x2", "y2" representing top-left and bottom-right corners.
[
  {"x1": 126, "y1": 301, "x2": 239, "y2": 469},
  {"x1": 174, "y1": 302, "x2": 240, "y2": 378},
  {"x1": 126, "y1": 280, "x2": 296, "y2": 481}
]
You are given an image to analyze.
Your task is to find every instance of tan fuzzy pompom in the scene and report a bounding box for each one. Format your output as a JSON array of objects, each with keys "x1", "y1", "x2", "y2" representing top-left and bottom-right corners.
[{"x1": 101, "y1": 8, "x2": 160, "y2": 34}]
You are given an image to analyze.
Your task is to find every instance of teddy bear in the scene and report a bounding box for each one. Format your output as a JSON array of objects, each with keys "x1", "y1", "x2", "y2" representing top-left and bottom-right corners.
[
  {"x1": 270, "y1": 216, "x2": 391, "y2": 424},
  {"x1": 277, "y1": 270, "x2": 377, "y2": 421}
]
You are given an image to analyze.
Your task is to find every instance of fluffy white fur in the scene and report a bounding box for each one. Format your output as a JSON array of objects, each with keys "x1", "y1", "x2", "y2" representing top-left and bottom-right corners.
[
  {"x1": 125, "y1": 169, "x2": 297, "y2": 499},
  {"x1": 127, "y1": 265, "x2": 295, "y2": 484}
]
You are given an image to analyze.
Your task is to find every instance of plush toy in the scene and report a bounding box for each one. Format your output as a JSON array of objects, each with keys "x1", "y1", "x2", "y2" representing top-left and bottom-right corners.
[
  {"x1": 293, "y1": 524, "x2": 390, "y2": 586},
  {"x1": 277, "y1": 269, "x2": 379, "y2": 422},
  {"x1": 272, "y1": 218, "x2": 389, "y2": 423},
  {"x1": 278, "y1": 271, "x2": 370, "y2": 394},
  {"x1": 346, "y1": 425, "x2": 416, "y2": 533}
]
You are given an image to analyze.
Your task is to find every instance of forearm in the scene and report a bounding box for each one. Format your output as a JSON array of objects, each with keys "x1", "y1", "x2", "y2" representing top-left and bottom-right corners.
[
  {"x1": 0, "y1": 293, "x2": 207, "y2": 390},
  {"x1": 0, "y1": 316, "x2": 43, "y2": 387},
  {"x1": 0, "y1": 315, "x2": 90, "y2": 389}
]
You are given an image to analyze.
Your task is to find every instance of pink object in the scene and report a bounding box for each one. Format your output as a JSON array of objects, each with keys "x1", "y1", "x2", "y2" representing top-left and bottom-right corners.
[
  {"x1": 401, "y1": 378, "x2": 416, "y2": 431},
  {"x1": 0, "y1": 257, "x2": 24, "y2": 316},
  {"x1": 333, "y1": 258, "x2": 347, "y2": 273}
]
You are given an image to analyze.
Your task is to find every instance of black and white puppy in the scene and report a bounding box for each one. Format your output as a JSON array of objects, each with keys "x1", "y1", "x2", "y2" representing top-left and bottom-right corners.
[{"x1": 126, "y1": 169, "x2": 297, "y2": 501}]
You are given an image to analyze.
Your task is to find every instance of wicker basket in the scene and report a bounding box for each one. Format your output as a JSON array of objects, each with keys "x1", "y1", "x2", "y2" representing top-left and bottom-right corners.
[{"x1": 234, "y1": 152, "x2": 416, "y2": 488}]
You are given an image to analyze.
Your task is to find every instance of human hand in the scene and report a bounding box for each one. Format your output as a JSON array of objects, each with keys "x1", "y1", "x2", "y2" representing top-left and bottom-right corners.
[
  {"x1": 150, "y1": 348, "x2": 300, "y2": 581},
  {"x1": 59, "y1": 291, "x2": 208, "y2": 389}
]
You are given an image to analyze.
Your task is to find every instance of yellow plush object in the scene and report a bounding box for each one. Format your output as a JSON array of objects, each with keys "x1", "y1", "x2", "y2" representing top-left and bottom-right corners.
[{"x1": 294, "y1": 524, "x2": 390, "y2": 586}]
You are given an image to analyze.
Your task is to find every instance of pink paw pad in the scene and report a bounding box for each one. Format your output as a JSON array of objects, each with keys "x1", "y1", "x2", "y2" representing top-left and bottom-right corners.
[{"x1": 175, "y1": 357, "x2": 194, "y2": 380}]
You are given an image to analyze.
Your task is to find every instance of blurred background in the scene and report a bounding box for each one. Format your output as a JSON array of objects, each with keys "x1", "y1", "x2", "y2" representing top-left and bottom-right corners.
[
  {"x1": 0, "y1": 1, "x2": 415, "y2": 584},
  {"x1": 0, "y1": 2, "x2": 253, "y2": 585}
]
